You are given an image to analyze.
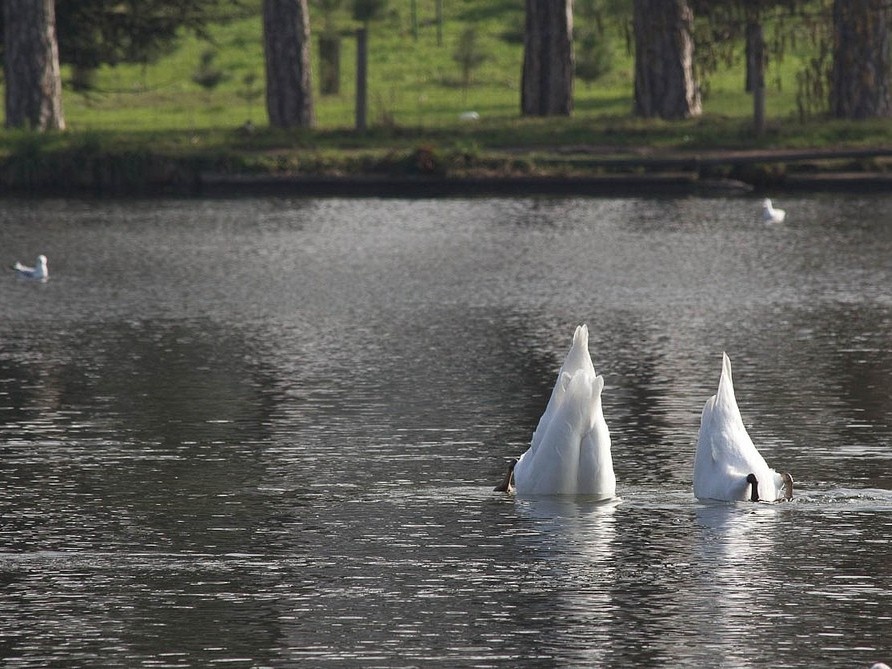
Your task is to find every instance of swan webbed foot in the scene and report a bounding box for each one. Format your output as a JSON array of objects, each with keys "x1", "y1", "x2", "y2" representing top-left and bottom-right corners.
[
  {"x1": 746, "y1": 473, "x2": 760, "y2": 502},
  {"x1": 782, "y1": 472, "x2": 794, "y2": 501},
  {"x1": 494, "y1": 458, "x2": 517, "y2": 492}
]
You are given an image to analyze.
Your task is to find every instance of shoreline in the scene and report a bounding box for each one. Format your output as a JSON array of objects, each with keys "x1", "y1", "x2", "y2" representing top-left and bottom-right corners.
[
  {"x1": 197, "y1": 171, "x2": 892, "y2": 198},
  {"x1": 1, "y1": 145, "x2": 890, "y2": 198}
]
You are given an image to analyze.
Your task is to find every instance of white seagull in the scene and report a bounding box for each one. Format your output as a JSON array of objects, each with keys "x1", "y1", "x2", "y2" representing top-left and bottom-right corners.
[
  {"x1": 693, "y1": 353, "x2": 793, "y2": 503},
  {"x1": 12, "y1": 254, "x2": 48, "y2": 281},
  {"x1": 762, "y1": 198, "x2": 786, "y2": 224},
  {"x1": 495, "y1": 324, "x2": 616, "y2": 499}
]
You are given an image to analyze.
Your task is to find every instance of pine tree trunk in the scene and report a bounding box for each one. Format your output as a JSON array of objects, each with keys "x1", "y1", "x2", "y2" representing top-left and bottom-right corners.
[
  {"x1": 633, "y1": 0, "x2": 701, "y2": 120},
  {"x1": 263, "y1": 0, "x2": 315, "y2": 129},
  {"x1": 830, "y1": 0, "x2": 891, "y2": 119},
  {"x1": 3, "y1": 0, "x2": 66, "y2": 130},
  {"x1": 521, "y1": 0, "x2": 574, "y2": 117}
]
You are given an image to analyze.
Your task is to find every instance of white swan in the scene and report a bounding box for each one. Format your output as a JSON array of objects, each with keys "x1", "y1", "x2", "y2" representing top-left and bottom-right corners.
[
  {"x1": 495, "y1": 324, "x2": 615, "y2": 498},
  {"x1": 762, "y1": 198, "x2": 785, "y2": 223},
  {"x1": 12, "y1": 254, "x2": 48, "y2": 281},
  {"x1": 694, "y1": 352, "x2": 793, "y2": 502}
]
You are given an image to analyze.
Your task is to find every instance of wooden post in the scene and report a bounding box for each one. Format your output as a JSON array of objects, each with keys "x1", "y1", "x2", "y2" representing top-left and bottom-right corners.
[
  {"x1": 747, "y1": 22, "x2": 766, "y2": 136},
  {"x1": 355, "y1": 27, "x2": 368, "y2": 131}
]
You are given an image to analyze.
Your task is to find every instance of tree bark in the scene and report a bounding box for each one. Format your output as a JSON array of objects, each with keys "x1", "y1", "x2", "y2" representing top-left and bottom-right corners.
[
  {"x1": 633, "y1": 0, "x2": 701, "y2": 120},
  {"x1": 830, "y1": 0, "x2": 891, "y2": 119},
  {"x1": 3, "y1": 0, "x2": 66, "y2": 130},
  {"x1": 263, "y1": 0, "x2": 315, "y2": 129},
  {"x1": 521, "y1": 0, "x2": 574, "y2": 117}
]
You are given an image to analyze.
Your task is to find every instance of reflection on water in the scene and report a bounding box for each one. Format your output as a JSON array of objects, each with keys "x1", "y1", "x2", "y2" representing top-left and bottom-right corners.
[{"x1": 0, "y1": 195, "x2": 890, "y2": 667}]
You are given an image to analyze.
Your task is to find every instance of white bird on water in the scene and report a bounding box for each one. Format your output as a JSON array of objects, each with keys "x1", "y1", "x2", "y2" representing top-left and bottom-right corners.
[
  {"x1": 762, "y1": 198, "x2": 785, "y2": 223},
  {"x1": 495, "y1": 324, "x2": 616, "y2": 499},
  {"x1": 693, "y1": 352, "x2": 793, "y2": 503},
  {"x1": 11, "y1": 254, "x2": 48, "y2": 281}
]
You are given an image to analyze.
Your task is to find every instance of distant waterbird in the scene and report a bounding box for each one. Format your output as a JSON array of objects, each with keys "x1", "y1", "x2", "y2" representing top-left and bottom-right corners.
[
  {"x1": 11, "y1": 254, "x2": 48, "y2": 281},
  {"x1": 762, "y1": 198, "x2": 786, "y2": 224}
]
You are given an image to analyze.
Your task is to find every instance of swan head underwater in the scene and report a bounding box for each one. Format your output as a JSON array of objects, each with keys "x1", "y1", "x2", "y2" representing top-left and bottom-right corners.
[
  {"x1": 694, "y1": 352, "x2": 793, "y2": 503},
  {"x1": 494, "y1": 324, "x2": 615, "y2": 498}
]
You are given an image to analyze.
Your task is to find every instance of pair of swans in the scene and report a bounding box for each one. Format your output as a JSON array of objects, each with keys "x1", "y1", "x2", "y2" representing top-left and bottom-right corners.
[{"x1": 495, "y1": 325, "x2": 793, "y2": 503}]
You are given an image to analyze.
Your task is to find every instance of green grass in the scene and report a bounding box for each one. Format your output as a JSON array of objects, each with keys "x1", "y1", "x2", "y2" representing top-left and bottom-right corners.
[
  {"x1": 43, "y1": 2, "x2": 852, "y2": 134},
  {"x1": 1, "y1": 0, "x2": 890, "y2": 174}
]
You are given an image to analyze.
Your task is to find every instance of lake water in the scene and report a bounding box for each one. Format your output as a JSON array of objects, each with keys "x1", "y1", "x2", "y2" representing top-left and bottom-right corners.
[{"x1": 0, "y1": 195, "x2": 890, "y2": 668}]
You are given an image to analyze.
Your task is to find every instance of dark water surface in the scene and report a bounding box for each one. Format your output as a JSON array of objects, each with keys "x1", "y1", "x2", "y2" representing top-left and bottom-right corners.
[{"x1": 0, "y1": 195, "x2": 890, "y2": 668}]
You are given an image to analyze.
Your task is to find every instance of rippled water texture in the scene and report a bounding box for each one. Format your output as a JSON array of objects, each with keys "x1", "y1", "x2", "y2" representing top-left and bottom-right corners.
[{"x1": 0, "y1": 195, "x2": 890, "y2": 668}]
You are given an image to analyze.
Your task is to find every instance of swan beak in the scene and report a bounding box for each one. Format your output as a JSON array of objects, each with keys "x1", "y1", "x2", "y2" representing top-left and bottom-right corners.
[{"x1": 782, "y1": 472, "x2": 794, "y2": 501}]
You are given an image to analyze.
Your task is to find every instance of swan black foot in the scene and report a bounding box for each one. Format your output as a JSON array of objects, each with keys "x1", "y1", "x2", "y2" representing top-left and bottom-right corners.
[
  {"x1": 746, "y1": 473, "x2": 760, "y2": 502},
  {"x1": 494, "y1": 458, "x2": 517, "y2": 492}
]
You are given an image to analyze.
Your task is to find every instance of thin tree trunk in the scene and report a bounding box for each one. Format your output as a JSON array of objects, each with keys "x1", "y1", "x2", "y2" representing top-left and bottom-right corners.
[
  {"x1": 263, "y1": 0, "x2": 315, "y2": 129},
  {"x1": 521, "y1": 0, "x2": 574, "y2": 117},
  {"x1": 3, "y1": 0, "x2": 65, "y2": 130},
  {"x1": 633, "y1": 0, "x2": 701, "y2": 120},
  {"x1": 830, "y1": 0, "x2": 891, "y2": 119},
  {"x1": 746, "y1": 21, "x2": 766, "y2": 135},
  {"x1": 355, "y1": 27, "x2": 368, "y2": 131}
]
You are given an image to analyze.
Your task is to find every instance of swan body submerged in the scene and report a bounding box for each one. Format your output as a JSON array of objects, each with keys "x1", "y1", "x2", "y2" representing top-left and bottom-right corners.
[
  {"x1": 762, "y1": 198, "x2": 785, "y2": 224},
  {"x1": 12, "y1": 254, "x2": 48, "y2": 281},
  {"x1": 501, "y1": 324, "x2": 616, "y2": 498},
  {"x1": 694, "y1": 353, "x2": 792, "y2": 502}
]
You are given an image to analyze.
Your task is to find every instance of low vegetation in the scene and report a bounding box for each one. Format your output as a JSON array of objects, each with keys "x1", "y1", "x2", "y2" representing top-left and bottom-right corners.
[{"x1": 0, "y1": 0, "x2": 890, "y2": 192}]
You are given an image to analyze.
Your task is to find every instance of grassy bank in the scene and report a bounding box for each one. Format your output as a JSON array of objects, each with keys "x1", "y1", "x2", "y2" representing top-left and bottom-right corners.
[{"x1": 0, "y1": 1, "x2": 890, "y2": 194}]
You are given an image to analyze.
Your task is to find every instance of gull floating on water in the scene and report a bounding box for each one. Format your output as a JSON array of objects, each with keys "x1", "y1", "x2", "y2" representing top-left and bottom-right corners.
[
  {"x1": 762, "y1": 198, "x2": 785, "y2": 224},
  {"x1": 693, "y1": 352, "x2": 793, "y2": 503},
  {"x1": 11, "y1": 254, "x2": 48, "y2": 281},
  {"x1": 495, "y1": 324, "x2": 616, "y2": 498}
]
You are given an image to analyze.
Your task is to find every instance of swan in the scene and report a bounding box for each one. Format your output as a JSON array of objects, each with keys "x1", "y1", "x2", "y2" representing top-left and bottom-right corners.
[
  {"x1": 495, "y1": 324, "x2": 615, "y2": 498},
  {"x1": 694, "y1": 352, "x2": 793, "y2": 502},
  {"x1": 11, "y1": 254, "x2": 48, "y2": 281},
  {"x1": 762, "y1": 198, "x2": 785, "y2": 223}
]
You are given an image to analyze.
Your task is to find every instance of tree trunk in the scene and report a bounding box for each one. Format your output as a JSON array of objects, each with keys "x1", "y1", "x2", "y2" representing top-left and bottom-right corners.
[
  {"x1": 3, "y1": 0, "x2": 66, "y2": 130},
  {"x1": 319, "y1": 33, "x2": 340, "y2": 95},
  {"x1": 263, "y1": 0, "x2": 315, "y2": 129},
  {"x1": 633, "y1": 0, "x2": 701, "y2": 120},
  {"x1": 355, "y1": 28, "x2": 368, "y2": 131},
  {"x1": 746, "y1": 21, "x2": 766, "y2": 135},
  {"x1": 830, "y1": 0, "x2": 891, "y2": 119},
  {"x1": 521, "y1": 0, "x2": 574, "y2": 117}
]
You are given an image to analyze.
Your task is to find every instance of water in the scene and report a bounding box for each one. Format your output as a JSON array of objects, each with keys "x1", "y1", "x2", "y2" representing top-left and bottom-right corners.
[{"x1": 0, "y1": 195, "x2": 890, "y2": 668}]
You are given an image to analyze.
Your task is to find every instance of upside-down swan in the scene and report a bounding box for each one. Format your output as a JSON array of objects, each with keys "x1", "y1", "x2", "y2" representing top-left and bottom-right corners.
[
  {"x1": 495, "y1": 324, "x2": 615, "y2": 498},
  {"x1": 694, "y1": 352, "x2": 793, "y2": 502}
]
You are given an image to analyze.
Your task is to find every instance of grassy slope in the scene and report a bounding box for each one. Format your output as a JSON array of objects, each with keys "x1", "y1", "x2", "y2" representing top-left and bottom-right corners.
[
  {"x1": 56, "y1": 2, "x2": 883, "y2": 140},
  {"x1": 1, "y1": 0, "x2": 890, "y2": 180}
]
